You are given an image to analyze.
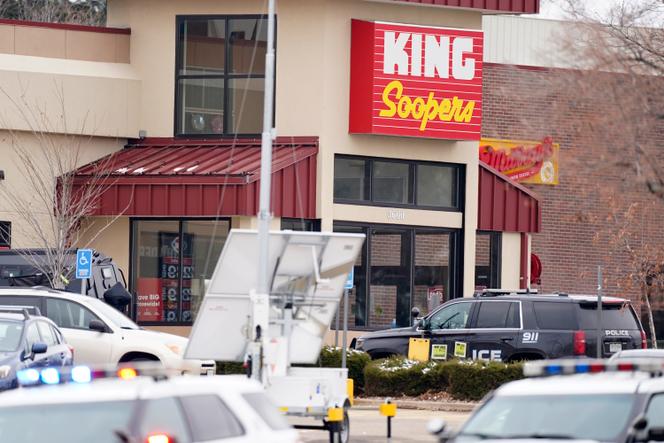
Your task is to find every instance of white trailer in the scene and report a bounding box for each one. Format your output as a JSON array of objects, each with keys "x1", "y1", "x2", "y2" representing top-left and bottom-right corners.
[{"x1": 184, "y1": 229, "x2": 365, "y2": 442}]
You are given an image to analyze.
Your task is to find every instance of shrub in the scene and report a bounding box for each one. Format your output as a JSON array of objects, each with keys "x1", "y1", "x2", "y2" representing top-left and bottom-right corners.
[
  {"x1": 319, "y1": 346, "x2": 371, "y2": 394},
  {"x1": 216, "y1": 361, "x2": 245, "y2": 375},
  {"x1": 363, "y1": 357, "x2": 523, "y2": 401}
]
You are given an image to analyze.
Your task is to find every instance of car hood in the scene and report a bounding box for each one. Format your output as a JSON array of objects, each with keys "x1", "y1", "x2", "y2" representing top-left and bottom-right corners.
[
  {"x1": 0, "y1": 352, "x2": 17, "y2": 366},
  {"x1": 360, "y1": 326, "x2": 416, "y2": 340}
]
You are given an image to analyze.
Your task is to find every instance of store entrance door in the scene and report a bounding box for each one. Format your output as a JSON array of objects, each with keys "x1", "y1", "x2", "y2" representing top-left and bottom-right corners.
[{"x1": 370, "y1": 228, "x2": 412, "y2": 328}]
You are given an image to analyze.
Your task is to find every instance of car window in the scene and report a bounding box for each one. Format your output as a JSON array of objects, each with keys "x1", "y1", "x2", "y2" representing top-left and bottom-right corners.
[
  {"x1": 84, "y1": 298, "x2": 138, "y2": 330},
  {"x1": 25, "y1": 323, "x2": 41, "y2": 348},
  {"x1": 179, "y1": 395, "x2": 245, "y2": 440},
  {"x1": 532, "y1": 302, "x2": 578, "y2": 330},
  {"x1": 50, "y1": 325, "x2": 63, "y2": 344},
  {"x1": 0, "y1": 320, "x2": 23, "y2": 352},
  {"x1": 139, "y1": 398, "x2": 190, "y2": 443},
  {"x1": 475, "y1": 302, "x2": 519, "y2": 329},
  {"x1": 428, "y1": 302, "x2": 472, "y2": 330},
  {"x1": 577, "y1": 303, "x2": 640, "y2": 330},
  {"x1": 37, "y1": 321, "x2": 57, "y2": 346},
  {"x1": 242, "y1": 392, "x2": 291, "y2": 431},
  {"x1": 46, "y1": 298, "x2": 103, "y2": 330},
  {"x1": 646, "y1": 394, "x2": 664, "y2": 428}
]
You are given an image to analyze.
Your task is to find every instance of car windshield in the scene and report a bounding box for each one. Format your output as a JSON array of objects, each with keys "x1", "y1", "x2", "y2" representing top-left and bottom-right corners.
[
  {"x1": 0, "y1": 320, "x2": 23, "y2": 352},
  {"x1": 458, "y1": 394, "x2": 635, "y2": 442},
  {"x1": 84, "y1": 298, "x2": 139, "y2": 330},
  {"x1": 0, "y1": 400, "x2": 135, "y2": 443}
]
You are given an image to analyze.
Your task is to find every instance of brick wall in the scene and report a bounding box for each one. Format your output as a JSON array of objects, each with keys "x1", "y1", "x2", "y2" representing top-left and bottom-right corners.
[{"x1": 482, "y1": 63, "x2": 664, "y2": 312}]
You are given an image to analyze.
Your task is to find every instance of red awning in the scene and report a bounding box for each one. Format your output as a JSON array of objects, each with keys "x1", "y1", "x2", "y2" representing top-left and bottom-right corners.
[
  {"x1": 389, "y1": 0, "x2": 539, "y2": 14},
  {"x1": 73, "y1": 137, "x2": 318, "y2": 218},
  {"x1": 478, "y1": 162, "x2": 541, "y2": 233}
]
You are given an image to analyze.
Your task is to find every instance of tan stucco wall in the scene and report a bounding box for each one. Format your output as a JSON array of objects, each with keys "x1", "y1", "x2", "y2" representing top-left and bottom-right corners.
[
  {"x1": 501, "y1": 232, "x2": 522, "y2": 290},
  {"x1": 0, "y1": 54, "x2": 140, "y2": 138},
  {"x1": 0, "y1": 22, "x2": 130, "y2": 63},
  {"x1": 0, "y1": 132, "x2": 124, "y2": 247},
  {"x1": 77, "y1": 217, "x2": 131, "y2": 277}
]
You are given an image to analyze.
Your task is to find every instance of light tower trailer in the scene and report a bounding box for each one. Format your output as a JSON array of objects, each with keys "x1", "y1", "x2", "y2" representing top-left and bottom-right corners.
[{"x1": 185, "y1": 229, "x2": 365, "y2": 443}]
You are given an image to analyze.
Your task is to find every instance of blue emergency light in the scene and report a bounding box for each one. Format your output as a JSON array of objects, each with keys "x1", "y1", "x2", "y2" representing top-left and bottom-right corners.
[{"x1": 524, "y1": 359, "x2": 664, "y2": 377}]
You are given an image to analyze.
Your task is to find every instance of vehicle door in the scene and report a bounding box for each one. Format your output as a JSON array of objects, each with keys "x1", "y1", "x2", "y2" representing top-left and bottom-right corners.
[
  {"x1": 426, "y1": 301, "x2": 474, "y2": 360},
  {"x1": 44, "y1": 297, "x2": 113, "y2": 365},
  {"x1": 21, "y1": 322, "x2": 48, "y2": 369},
  {"x1": 36, "y1": 320, "x2": 67, "y2": 367},
  {"x1": 178, "y1": 394, "x2": 248, "y2": 443},
  {"x1": 643, "y1": 392, "x2": 664, "y2": 441},
  {"x1": 465, "y1": 300, "x2": 521, "y2": 362}
]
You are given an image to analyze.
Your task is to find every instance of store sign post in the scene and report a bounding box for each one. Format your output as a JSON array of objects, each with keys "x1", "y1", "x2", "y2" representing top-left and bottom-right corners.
[
  {"x1": 479, "y1": 137, "x2": 560, "y2": 185},
  {"x1": 349, "y1": 20, "x2": 483, "y2": 140}
]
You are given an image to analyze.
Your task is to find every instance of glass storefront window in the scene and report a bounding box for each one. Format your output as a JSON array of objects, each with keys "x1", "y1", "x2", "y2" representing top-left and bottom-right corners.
[
  {"x1": 334, "y1": 158, "x2": 367, "y2": 201},
  {"x1": 334, "y1": 222, "x2": 459, "y2": 329},
  {"x1": 475, "y1": 232, "x2": 501, "y2": 290},
  {"x1": 416, "y1": 164, "x2": 456, "y2": 208},
  {"x1": 132, "y1": 219, "x2": 230, "y2": 325},
  {"x1": 372, "y1": 161, "x2": 411, "y2": 205}
]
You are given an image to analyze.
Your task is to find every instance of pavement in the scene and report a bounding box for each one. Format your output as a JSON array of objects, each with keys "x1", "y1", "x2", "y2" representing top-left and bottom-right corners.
[{"x1": 291, "y1": 407, "x2": 470, "y2": 442}]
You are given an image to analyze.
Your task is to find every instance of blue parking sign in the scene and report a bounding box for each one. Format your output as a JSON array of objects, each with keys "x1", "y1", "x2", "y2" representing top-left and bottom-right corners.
[
  {"x1": 344, "y1": 268, "x2": 354, "y2": 290},
  {"x1": 76, "y1": 249, "x2": 92, "y2": 279}
]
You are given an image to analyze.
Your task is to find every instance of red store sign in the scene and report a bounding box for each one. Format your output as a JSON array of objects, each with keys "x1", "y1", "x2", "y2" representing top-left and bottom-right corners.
[{"x1": 349, "y1": 20, "x2": 483, "y2": 141}]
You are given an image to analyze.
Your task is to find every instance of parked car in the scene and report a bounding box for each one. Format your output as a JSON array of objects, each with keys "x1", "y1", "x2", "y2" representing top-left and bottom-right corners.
[
  {"x1": 0, "y1": 365, "x2": 298, "y2": 443},
  {"x1": 0, "y1": 306, "x2": 73, "y2": 390},
  {"x1": 0, "y1": 288, "x2": 215, "y2": 375},
  {"x1": 431, "y1": 359, "x2": 664, "y2": 443},
  {"x1": 354, "y1": 290, "x2": 646, "y2": 361}
]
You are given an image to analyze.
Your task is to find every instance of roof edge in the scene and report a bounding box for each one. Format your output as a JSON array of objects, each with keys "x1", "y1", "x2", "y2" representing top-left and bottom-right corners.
[
  {"x1": 479, "y1": 161, "x2": 541, "y2": 202},
  {"x1": 0, "y1": 18, "x2": 130, "y2": 35}
]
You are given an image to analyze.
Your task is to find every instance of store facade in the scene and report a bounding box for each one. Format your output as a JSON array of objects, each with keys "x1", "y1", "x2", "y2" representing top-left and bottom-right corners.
[{"x1": 0, "y1": 0, "x2": 541, "y2": 336}]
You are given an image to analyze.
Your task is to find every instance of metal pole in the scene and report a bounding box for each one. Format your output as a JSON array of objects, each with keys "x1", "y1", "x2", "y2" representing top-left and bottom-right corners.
[
  {"x1": 335, "y1": 306, "x2": 340, "y2": 348},
  {"x1": 342, "y1": 288, "x2": 349, "y2": 369},
  {"x1": 597, "y1": 266, "x2": 603, "y2": 358},
  {"x1": 80, "y1": 278, "x2": 86, "y2": 296},
  {"x1": 253, "y1": 0, "x2": 276, "y2": 382}
]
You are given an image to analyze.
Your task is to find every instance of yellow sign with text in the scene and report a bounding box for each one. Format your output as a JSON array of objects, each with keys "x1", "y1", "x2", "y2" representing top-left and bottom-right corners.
[
  {"x1": 408, "y1": 338, "x2": 430, "y2": 362},
  {"x1": 479, "y1": 137, "x2": 559, "y2": 185}
]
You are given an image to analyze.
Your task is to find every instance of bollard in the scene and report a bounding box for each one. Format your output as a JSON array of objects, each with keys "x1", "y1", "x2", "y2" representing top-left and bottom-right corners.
[
  {"x1": 379, "y1": 398, "x2": 397, "y2": 441},
  {"x1": 327, "y1": 405, "x2": 344, "y2": 443}
]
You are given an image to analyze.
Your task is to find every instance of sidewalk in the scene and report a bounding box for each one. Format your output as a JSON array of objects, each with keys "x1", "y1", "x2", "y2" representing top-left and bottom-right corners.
[{"x1": 354, "y1": 397, "x2": 478, "y2": 413}]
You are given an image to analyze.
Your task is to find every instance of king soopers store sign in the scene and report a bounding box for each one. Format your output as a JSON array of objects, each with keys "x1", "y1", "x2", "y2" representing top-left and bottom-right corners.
[{"x1": 349, "y1": 20, "x2": 483, "y2": 141}]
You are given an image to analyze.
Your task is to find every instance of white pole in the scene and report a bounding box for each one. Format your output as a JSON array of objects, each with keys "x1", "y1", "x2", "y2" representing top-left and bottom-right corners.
[
  {"x1": 253, "y1": 0, "x2": 276, "y2": 382},
  {"x1": 597, "y1": 266, "x2": 603, "y2": 358}
]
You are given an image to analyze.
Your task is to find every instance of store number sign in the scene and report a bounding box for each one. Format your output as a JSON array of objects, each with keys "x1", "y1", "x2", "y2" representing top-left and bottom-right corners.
[{"x1": 349, "y1": 20, "x2": 483, "y2": 141}]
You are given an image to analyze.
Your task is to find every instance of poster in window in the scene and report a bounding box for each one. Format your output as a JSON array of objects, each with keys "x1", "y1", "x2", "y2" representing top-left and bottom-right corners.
[
  {"x1": 136, "y1": 278, "x2": 163, "y2": 322},
  {"x1": 427, "y1": 286, "x2": 444, "y2": 313},
  {"x1": 158, "y1": 232, "x2": 194, "y2": 322}
]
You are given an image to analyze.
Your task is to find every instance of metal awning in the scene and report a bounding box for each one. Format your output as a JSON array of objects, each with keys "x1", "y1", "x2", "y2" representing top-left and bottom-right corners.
[
  {"x1": 478, "y1": 162, "x2": 541, "y2": 233},
  {"x1": 72, "y1": 137, "x2": 318, "y2": 218}
]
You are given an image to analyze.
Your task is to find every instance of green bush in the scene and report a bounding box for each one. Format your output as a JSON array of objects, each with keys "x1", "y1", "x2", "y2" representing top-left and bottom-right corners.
[
  {"x1": 319, "y1": 346, "x2": 371, "y2": 394},
  {"x1": 216, "y1": 361, "x2": 245, "y2": 375},
  {"x1": 363, "y1": 357, "x2": 523, "y2": 401}
]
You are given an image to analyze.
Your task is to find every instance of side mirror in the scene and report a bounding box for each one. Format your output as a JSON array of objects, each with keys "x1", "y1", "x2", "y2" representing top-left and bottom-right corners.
[
  {"x1": 411, "y1": 307, "x2": 420, "y2": 318},
  {"x1": 89, "y1": 319, "x2": 107, "y2": 333},
  {"x1": 32, "y1": 342, "x2": 47, "y2": 355},
  {"x1": 428, "y1": 419, "x2": 450, "y2": 443}
]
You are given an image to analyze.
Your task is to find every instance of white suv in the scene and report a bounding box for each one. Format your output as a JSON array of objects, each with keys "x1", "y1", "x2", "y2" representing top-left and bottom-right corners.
[{"x1": 0, "y1": 288, "x2": 215, "y2": 374}]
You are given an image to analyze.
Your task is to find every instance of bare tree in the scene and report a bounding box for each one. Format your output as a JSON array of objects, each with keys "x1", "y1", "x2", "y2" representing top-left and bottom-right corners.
[
  {"x1": 0, "y1": 85, "x2": 123, "y2": 289},
  {"x1": 0, "y1": 0, "x2": 106, "y2": 26}
]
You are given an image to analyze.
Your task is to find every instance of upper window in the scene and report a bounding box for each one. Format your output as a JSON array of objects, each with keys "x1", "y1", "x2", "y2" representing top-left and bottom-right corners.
[
  {"x1": 46, "y1": 298, "x2": 103, "y2": 331},
  {"x1": 475, "y1": 301, "x2": 520, "y2": 329},
  {"x1": 334, "y1": 155, "x2": 462, "y2": 210},
  {"x1": 175, "y1": 16, "x2": 269, "y2": 136},
  {"x1": 428, "y1": 302, "x2": 472, "y2": 330}
]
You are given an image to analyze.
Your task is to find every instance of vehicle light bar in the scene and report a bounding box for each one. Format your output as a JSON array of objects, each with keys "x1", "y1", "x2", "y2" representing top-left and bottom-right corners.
[
  {"x1": 524, "y1": 359, "x2": 664, "y2": 377},
  {"x1": 16, "y1": 363, "x2": 170, "y2": 387}
]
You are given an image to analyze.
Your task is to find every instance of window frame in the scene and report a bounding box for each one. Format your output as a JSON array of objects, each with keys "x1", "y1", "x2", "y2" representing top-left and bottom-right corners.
[
  {"x1": 333, "y1": 155, "x2": 464, "y2": 211},
  {"x1": 130, "y1": 217, "x2": 232, "y2": 326},
  {"x1": 174, "y1": 14, "x2": 273, "y2": 138},
  {"x1": 45, "y1": 297, "x2": 108, "y2": 332}
]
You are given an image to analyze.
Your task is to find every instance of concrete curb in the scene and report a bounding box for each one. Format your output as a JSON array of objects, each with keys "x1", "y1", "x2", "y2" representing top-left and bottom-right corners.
[{"x1": 354, "y1": 397, "x2": 478, "y2": 413}]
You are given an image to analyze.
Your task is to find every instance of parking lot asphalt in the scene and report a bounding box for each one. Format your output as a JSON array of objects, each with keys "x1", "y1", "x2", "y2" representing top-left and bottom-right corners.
[{"x1": 291, "y1": 408, "x2": 470, "y2": 442}]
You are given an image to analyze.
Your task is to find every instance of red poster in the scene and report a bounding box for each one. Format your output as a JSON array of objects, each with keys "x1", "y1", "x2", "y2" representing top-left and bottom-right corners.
[
  {"x1": 349, "y1": 20, "x2": 483, "y2": 141},
  {"x1": 136, "y1": 278, "x2": 163, "y2": 322}
]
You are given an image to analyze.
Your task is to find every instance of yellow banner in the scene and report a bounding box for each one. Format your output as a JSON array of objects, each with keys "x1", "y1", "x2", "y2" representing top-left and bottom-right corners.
[{"x1": 479, "y1": 137, "x2": 559, "y2": 185}]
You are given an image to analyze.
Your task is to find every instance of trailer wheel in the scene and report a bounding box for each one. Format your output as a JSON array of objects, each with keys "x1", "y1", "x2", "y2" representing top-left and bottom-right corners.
[{"x1": 339, "y1": 407, "x2": 350, "y2": 443}]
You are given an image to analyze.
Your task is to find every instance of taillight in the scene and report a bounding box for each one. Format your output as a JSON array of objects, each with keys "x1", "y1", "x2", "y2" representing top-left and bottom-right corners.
[
  {"x1": 641, "y1": 330, "x2": 648, "y2": 349},
  {"x1": 574, "y1": 330, "x2": 586, "y2": 355}
]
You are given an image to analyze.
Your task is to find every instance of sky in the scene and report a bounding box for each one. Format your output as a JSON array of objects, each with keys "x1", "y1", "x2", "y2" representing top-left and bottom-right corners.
[{"x1": 536, "y1": 0, "x2": 660, "y2": 20}]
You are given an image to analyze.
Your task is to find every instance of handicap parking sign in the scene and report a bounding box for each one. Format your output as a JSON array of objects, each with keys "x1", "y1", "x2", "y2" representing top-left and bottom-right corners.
[
  {"x1": 76, "y1": 249, "x2": 92, "y2": 279},
  {"x1": 344, "y1": 268, "x2": 354, "y2": 290}
]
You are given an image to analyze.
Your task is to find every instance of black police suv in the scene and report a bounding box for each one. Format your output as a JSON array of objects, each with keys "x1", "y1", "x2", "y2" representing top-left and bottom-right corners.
[
  {"x1": 0, "y1": 306, "x2": 73, "y2": 390},
  {"x1": 354, "y1": 291, "x2": 646, "y2": 362}
]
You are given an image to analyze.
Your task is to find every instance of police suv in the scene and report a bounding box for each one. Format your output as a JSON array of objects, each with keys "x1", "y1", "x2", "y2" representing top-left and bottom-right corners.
[
  {"x1": 0, "y1": 365, "x2": 299, "y2": 443},
  {"x1": 432, "y1": 359, "x2": 664, "y2": 443},
  {"x1": 354, "y1": 291, "x2": 646, "y2": 361}
]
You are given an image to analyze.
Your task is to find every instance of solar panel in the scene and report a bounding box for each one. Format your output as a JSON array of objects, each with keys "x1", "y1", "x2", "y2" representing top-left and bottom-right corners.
[{"x1": 184, "y1": 229, "x2": 365, "y2": 363}]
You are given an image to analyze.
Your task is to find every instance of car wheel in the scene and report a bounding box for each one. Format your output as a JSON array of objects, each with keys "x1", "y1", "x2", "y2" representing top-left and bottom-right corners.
[{"x1": 339, "y1": 408, "x2": 350, "y2": 443}]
